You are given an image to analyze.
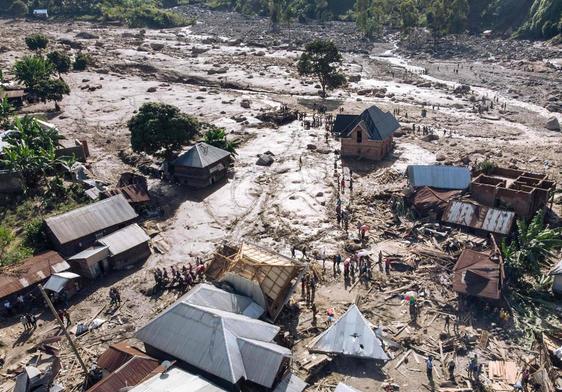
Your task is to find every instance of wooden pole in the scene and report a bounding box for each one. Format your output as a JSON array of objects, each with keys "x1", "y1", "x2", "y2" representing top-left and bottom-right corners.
[{"x1": 38, "y1": 284, "x2": 89, "y2": 379}]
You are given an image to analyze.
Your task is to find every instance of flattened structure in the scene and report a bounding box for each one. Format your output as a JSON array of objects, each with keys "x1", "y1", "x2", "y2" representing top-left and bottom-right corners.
[
  {"x1": 442, "y1": 200, "x2": 515, "y2": 235},
  {"x1": 453, "y1": 248, "x2": 504, "y2": 300},
  {"x1": 309, "y1": 305, "x2": 388, "y2": 361},
  {"x1": 208, "y1": 242, "x2": 304, "y2": 320}
]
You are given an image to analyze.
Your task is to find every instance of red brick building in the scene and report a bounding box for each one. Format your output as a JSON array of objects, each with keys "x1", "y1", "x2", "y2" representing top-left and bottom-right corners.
[{"x1": 335, "y1": 106, "x2": 400, "y2": 161}]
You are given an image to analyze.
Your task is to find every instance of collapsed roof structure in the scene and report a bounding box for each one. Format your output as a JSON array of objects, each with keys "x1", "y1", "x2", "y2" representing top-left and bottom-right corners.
[
  {"x1": 453, "y1": 246, "x2": 504, "y2": 301},
  {"x1": 442, "y1": 200, "x2": 516, "y2": 236},
  {"x1": 135, "y1": 284, "x2": 291, "y2": 388},
  {"x1": 308, "y1": 305, "x2": 388, "y2": 361},
  {"x1": 207, "y1": 242, "x2": 305, "y2": 320}
]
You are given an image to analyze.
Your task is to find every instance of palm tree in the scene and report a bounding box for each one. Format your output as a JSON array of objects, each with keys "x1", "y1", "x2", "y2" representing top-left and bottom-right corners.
[
  {"x1": 203, "y1": 127, "x2": 240, "y2": 155},
  {"x1": 13, "y1": 55, "x2": 54, "y2": 98}
]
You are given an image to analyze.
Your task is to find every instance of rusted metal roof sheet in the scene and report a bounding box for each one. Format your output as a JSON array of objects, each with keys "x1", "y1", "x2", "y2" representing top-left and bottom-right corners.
[
  {"x1": 453, "y1": 249, "x2": 503, "y2": 300},
  {"x1": 102, "y1": 184, "x2": 150, "y2": 204},
  {"x1": 0, "y1": 251, "x2": 69, "y2": 299},
  {"x1": 97, "y1": 224, "x2": 150, "y2": 256},
  {"x1": 86, "y1": 356, "x2": 163, "y2": 392},
  {"x1": 442, "y1": 201, "x2": 515, "y2": 235},
  {"x1": 97, "y1": 342, "x2": 147, "y2": 372},
  {"x1": 411, "y1": 186, "x2": 462, "y2": 216},
  {"x1": 45, "y1": 195, "x2": 138, "y2": 245},
  {"x1": 407, "y1": 165, "x2": 471, "y2": 190}
]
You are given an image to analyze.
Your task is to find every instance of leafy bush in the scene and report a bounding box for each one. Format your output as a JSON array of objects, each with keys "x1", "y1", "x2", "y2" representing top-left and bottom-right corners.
[
  {"x1": 100, "y1": 2, "x2": 193, "y2": 28},
  {"x1": 47, "y1": 51, "x2": 72, "y2": 75},
  {"x1": 73, "y1": 52, "x2": 92, "y2": 70},
  {"x1": 23, "y1": 218, "x2": 48, "y2": 250},
  {"x1": 25, "y1": 34, "x2": 49, "y2": 51},
  {"x1": 13, "y1": 55, "x2": 55, "y2": 90},
  {"x1": 9, "y1": 0, "x2": 29, "y2": 17},
  {"x1": 203, "y1": 126, "x2": 239, "y2": 155}
]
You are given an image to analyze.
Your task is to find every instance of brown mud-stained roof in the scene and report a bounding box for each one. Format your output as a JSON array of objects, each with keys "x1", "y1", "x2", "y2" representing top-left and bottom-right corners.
[
  {"x1": 45, "y1": 194, "x2": 138, "y2": 245},
  {"x1": 102, "y1": 184, "x2": 150, "y2": 204},
  {"x1": 453, "y1": 248, "x2": 504, "y2": 300},
  {"x1": 96, "y1": 342, "x2": 148, "y2": 372},
  {"x1": 86, "y1": 355, "x2": 164, "y2": 392},
  {"x1": 411, "y1": 186, "x2": 462, "y2": 216},
  {"x1": 0, "y1": 251, "x2": 69, "y2": 299}
]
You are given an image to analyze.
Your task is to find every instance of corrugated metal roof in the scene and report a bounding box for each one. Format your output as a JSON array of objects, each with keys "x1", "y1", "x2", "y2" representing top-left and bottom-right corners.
[
  {"x1": 97, "y1": 224, "x2": 150, "y2": 256},
  {"x1": 335, "y1": 383, "x2": 362, "y2": 392},
  {"x1": 174, "y1": 142, "x2": 231, "y2": 169},
  {"x1": 273, "y1": 372, "x2": 307, "y2": 392},
  {"x1": 43, "y1": 272, "x2": 80, "y2": 293},
  {"x1": 135, "y1": 301, "x2": 287, "y2": 387},
  {"x1": 237, "y1": 338, "x2": 290, "y2": 387},
  {"x1": 453, "y1": 249, "x2": 502, "y2": 300},
  {"x1": 442, "y1": 201, "x2": 515, "y2": 235},
  {"x1": 0, "y1": 251, "x2": 69, "y2": 299},
  {"x1": 407, "y1": 165, "x2": 471, "y2": 190},
  {"x1": 180, "y1": 283, "x2": 264, "y2": 318},
  {"x1": 332, "y1": 114, "x2": 358, "y2": 135},
  {"x1": 45, "y1": 195, "x2": 138, "y2": 245},
  {"x1": 549, "y1": 260, "x2": 562, "y2": 276},
  {"x1": 102, "y1": 184, "x2": 150, "y2": 204},
  {"x1": 342, "y1": 105, "x2": 400, "y2": 141},
  {"x1": 97, "y1": 342, "x2": 148, "y2": 372},
  {"x1": 86, "y1": 356, "x2": 163, "y2": 392},
  {"x1": 309, "y1": 305, "x2": 388, "y2": 361},
  {"x1": 68, "y1": 246, "x2": 109, "y2": 262},
  {"x1": 129, "y1": 367, "x2": 228, "y2": 392}
]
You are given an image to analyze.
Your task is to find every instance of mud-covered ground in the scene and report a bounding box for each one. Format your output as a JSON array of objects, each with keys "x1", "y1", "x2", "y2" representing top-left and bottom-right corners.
[{"x1": 0, "y1": 8, "x2": 561, "y2": 392}]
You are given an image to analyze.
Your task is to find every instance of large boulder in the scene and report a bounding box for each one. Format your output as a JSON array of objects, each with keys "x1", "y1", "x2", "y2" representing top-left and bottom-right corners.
[
  {"x1": 256, "y1": 154, "x2": 274, "y2": 166},
  {"x1": 545, "y1": 117, "x2": 561, "y2": 131}
]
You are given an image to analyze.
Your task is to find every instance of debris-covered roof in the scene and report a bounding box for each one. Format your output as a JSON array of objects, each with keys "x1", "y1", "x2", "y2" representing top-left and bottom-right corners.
[
  {"x1": 45, "y1": 195, "x2": 138, "y2": 245},
  {"x1": 96, "y1": 342, "x2": 148, "y2": 372},
  {"x1": 411, "y1": 186, "x2": 462, "y2": 216},
  {"x1": 407, "y1": 165, "x2": 471, "y2": 190},
  {"x1": 0, "y1": 251, "x2": 69, "y2": 299},
  {"x1": 43, "y1": 272, "x2": 80, "y2": 293},
  {"x1": 102, "y1": 184, "x2": 150, "y2": 204},
  {"x1": 97, "y1": 223, "x2": 150, "y2": 256},
  {"x1": 174, "y1": 142, "x2": 231, "y2": 169},
  {"x1": 136, "y1": 301, "x2": 290, "y2": 388},
  {"x1": 181, "y1": 283, "x2": 265, "y2": 318},
  {"x1": 309, "y1": 305, "x2": 388, "y2": 361},
  {"x1": 129, "y1": 367, "x2": 228, "y2": 392},
  {"x1": 442, "y1": 201, "x2": 515, "y2": 235},
  {"x1": 208, "y1": 242, "x2": 304, "y2": 320},
  {"x1": 341, "y1": 105, "x2": 400, "y2": 141},
  {"x1": 453, "y1": 249, "x2": 503, "y2": 300}
]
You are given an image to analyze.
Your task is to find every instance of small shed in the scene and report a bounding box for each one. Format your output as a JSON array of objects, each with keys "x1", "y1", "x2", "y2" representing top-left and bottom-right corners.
[
  {"x1": 172, "y1": 142, "x2": 231, "y2": 188},
  {"x1": 67, "y1": 246, "x2": 110, "y2": 279},
  {"x1": 32, "y1": 9, "x2": 49, "y2": 18},
  {"x1": 43, "y1": 272, "x2": 81, "y2": 298},
  {"x1": 97, "y1": 223, "x2": 151, "y2": 270},
  {"x1": 406, "y1": 165, "x2": 471, "y2": 190},
  {"x1": 549, "y1": 261, "x2": 562, "y2": 295}
]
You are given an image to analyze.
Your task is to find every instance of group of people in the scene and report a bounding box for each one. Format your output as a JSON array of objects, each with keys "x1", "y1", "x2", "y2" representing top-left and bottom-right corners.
[
  {"x1": 152, "y1": 262, "x2": 206, "y2": 293},
  {"x1": 3, "y1": 292, "x2": 37, "y2": 316},
  {"x1": 300, "y1": 273, "x2": 317, "y2": 306},
  {"x1": 20, "y1": 312, "x2": 38, "y2": 331}
]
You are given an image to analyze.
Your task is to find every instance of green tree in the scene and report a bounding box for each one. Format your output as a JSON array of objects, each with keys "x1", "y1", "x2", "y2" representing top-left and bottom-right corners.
[
  {"x1": 270, "y1": 0, "x2": 281, "y2": 31},
  {"x1": 9, "y1": 0, "x2": 28, "y2": 17},
  {"x1": 8, "y1": 115, "x2": 62, "y2": 151},
  {"x1": 448, "y1": 0, "x2": 469, "y2": 33},
  {"x1": 128, "y1": 102, "x2": 199, "y2": 157},
  {"x1": 297, "y1": 39, "x2": 346, "y2": 97},
  {"x1": 355, "y1": 0, "x2": 370, "y2": 35},
  {"x1": 73, "y1": 52, "x2": 91, "y2": 71},
  {"x1": 0, "y1": 97, "x2": 14, "y2": 128},
  {"x1": 399, "y1": 0, "x2": 418, "y2": 33},
  {"x1": 47, "y1": 50, "x2": 72, "y2": 76},
  {"x1": 203, "y1": 126, "x2": 239, "y2": 155},
  {"x1": 426, "y1": 0, "x2": 449, "y2": 44},
  {"x1": 13, "y1": 55, "x2": 55, "y2": 92},
  {"x1": 0, "y1": 226, "x2": 14, "y2": 262},
  {"x1": 25, "y1": 34, "x2": 49, "y2": 51},
  {"x1": 35, "y1": 78, "x2": 71, "y2": 110}
]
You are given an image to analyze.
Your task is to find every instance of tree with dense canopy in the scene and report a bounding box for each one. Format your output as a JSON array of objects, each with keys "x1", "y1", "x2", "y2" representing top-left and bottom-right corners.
[
  {"x1": 47, "y1": 51, "x2": 72, "y2": 76},
  {"x1": 203, "y1": 126, "x2": 240, "y2": 155},
  {"x1": 25, "y1": 34, "x2": 49, "y2": 51},
  {"x1": 128, "y1": 102, "x2": 200, "y2": 157},
  {"x1": 13, "y1": 55, "x2": 54, "y2": 89},
  {"x1": 297, "y1": 39, "x2": 346, "y2": 97}
]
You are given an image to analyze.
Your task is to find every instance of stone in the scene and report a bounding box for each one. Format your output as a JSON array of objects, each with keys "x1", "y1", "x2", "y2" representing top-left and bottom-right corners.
[
  {"x1": 150, "y1": 42, "x2": 165, "y2": 51},
  {"x1": 348, "y1": 75, "x2": 361, "y2": 83},
  {"x1": 256, "y1": 154, "x2": 274, "y2": 166},
  {"x1": 255, "y1": 51, "x2": 266, "y2": 56},
  {"x1": 546, "y1": 103, "x2": 561, "y2": 113},
  {"x1": 147, "y1": 87, "x2": 157, "y2": 93},
  {"x1": 422, "y1": 134, "x2": 439, "y2": 142},
  {"x1": 306, "y1": 144, "x2": 317, "y2": 150},
  {"x1": 545, "y1": 116, "x2": 560, "y2": 131},
  {"x1": 240, "y1": 99, "x2": 251, "y2": 109},
  {"x1": 316, "y1": 192, "x2": 324, "y2": 197},
  {"x1": 436, "y1": 153, "x2": 446, "y2": 161},
  {"x1": 76, "y1": 31, "x2": 99, "y2": 40}
]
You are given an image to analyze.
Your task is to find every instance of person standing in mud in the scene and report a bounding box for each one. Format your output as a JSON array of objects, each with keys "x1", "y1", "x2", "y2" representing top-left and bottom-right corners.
[
  {"x1": 340, "y1": 177, "x2": 345, "y2": 194},
  {"x1": 309, "y1": 275, "x2": 316, "y2": 306}
]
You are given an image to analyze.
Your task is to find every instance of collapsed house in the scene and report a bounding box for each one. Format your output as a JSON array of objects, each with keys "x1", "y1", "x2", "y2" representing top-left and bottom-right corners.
[
  {"x1": 207, "y1": 242, "x2": 305, "y2": 320},
  {"x1": 471, "y1": 167, "x2": 555, "y2": 220},
  {"x1": 171, "y1": 142, "x2": 232, "y2": 188},
  {"x1": 135, "y1": 284, "x2": 291, "y2": 389},
  {"x1": 44, "y1": 194, "x2": 138, "y2": 256},
  {"x1": 410, "y1": 186, "x2": 462, "y2": 218},
  {"x1": 442, "y1": 200, "x2": 516, "y2": 236},
  {"x1": 0, "y1": 251, "x2": 69, "y2": 303},
  {"x1": 67, "y1": 223, "x2": 151, "y2": 278},
  {"x1": 101, "y1": 172, "x2": 151, "y2": 206},
  {"x1": 55, "y1": 139, "x2": 90, "y2": 162},
  {"x1": 452, "y1": 245, "x2": 504, "y2": 301},
  {"x1": 406, "y1": 165, "x2": 471, "y2": 190},
  {"x1": 337, "y1": 105, "x2": 400, "y2": 161},
  {"x1": 308, "y1": 304, "x2": 388, "y2": 361}
]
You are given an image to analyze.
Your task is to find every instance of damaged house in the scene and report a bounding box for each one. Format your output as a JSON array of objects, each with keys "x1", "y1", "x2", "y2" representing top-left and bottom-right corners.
[
  {"x1": 337, "y1": 105, "x2": 400, "y2": 161},
  {"x1": 470, "y1": 167, "x2": 555, "y2": 220},
  {"x1": 207, "y1": 242, "x2": 305, "y2": 321},
  {"x1": 171, "y1": 142, "x2": 232, "y2": 188},
  {"x1": 44, "y1": 194, "x2": 138, "y2": 256},
  {"x1": 135, "y1": 283, "x2": 291, "y2": 389},
  {"x1": 442, "y1": 200, "x2": 516, "y2": 236}
]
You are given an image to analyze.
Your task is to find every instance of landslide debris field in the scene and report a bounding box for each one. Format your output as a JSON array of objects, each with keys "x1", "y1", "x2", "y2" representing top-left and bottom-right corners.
[{"x1": 0, "y1": 7, "x2": 561, "y2": 392}]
